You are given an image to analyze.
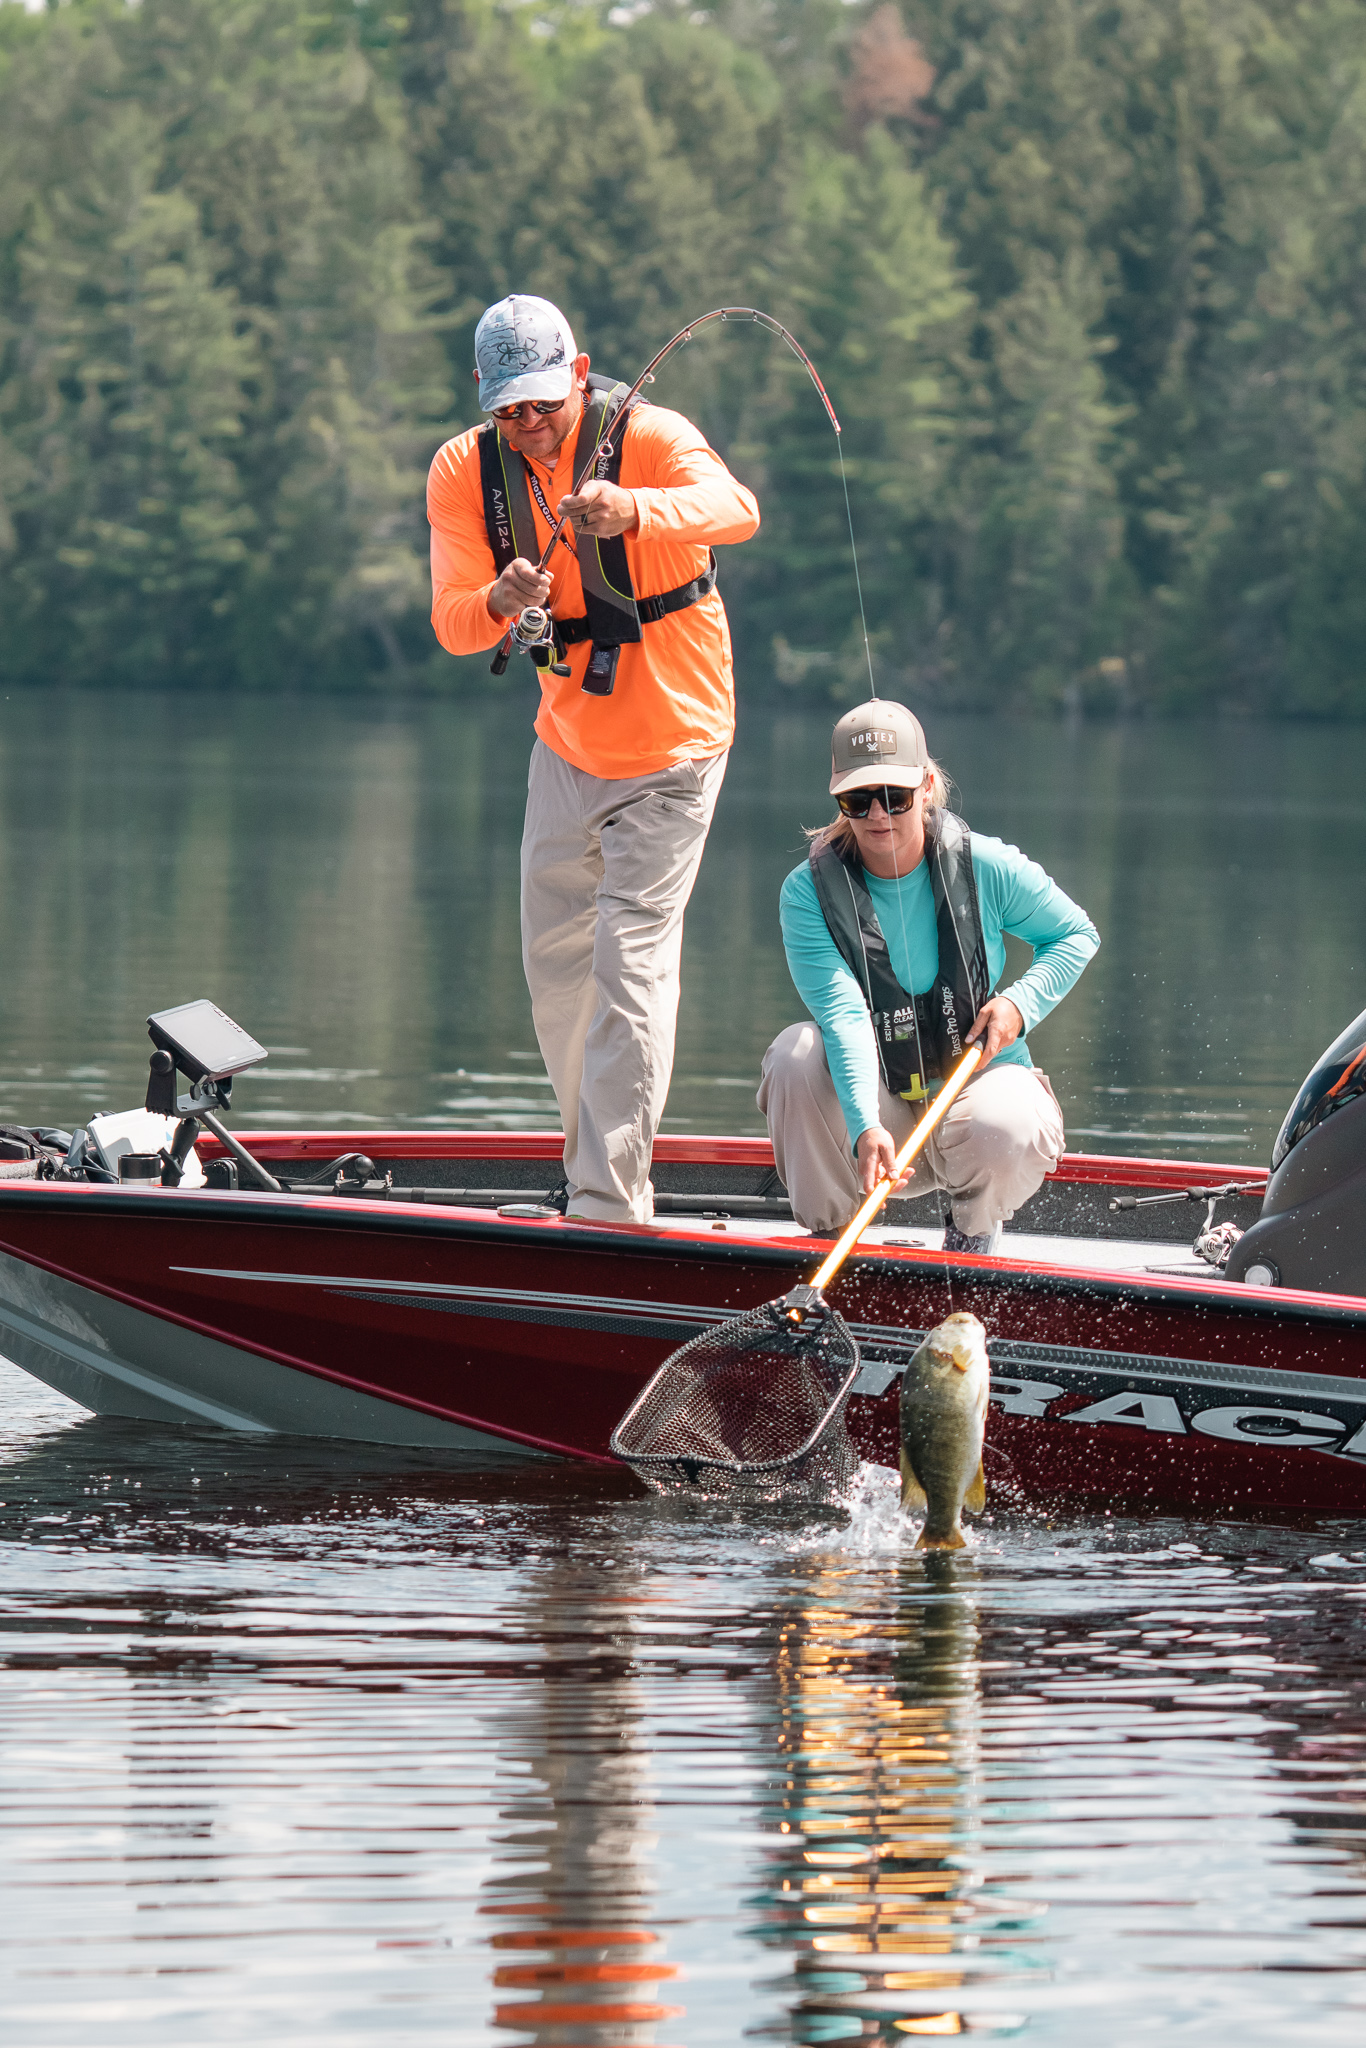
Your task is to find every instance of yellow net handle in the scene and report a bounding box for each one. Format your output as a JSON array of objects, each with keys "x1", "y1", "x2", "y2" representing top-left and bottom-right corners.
[{"x1": 810, "y1": 1043, "x2": 984, "y2": 1293}]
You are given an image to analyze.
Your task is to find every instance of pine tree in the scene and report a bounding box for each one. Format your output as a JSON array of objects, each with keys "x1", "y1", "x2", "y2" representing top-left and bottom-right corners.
[
  {"x1": 952, "y1": 247, "x2": 1126, "y2": 706},
  {"x1": 0, "y1": 29, "x2": 254, "y2": 685},
  {"x1": 0, "y1": 0, "x2": 449, "y2": 688},
  {"x1": 728, "y1": 123, "x2": 969, "y2": 692}
]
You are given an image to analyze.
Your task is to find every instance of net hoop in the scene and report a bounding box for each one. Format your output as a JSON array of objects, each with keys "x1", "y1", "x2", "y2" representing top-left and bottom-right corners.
[{"x1": 610, "y1": 1296, "x2": 861, "y2": 1496}]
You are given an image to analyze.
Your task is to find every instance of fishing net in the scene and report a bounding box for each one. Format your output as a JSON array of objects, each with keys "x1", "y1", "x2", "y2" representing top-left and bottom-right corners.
[{"x1": 611, "y1": 1291, "x2": 861, "y2": 1502}]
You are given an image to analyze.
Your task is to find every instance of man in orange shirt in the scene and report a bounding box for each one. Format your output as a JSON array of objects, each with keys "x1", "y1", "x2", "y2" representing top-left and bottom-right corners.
[{"x1": 428, "y1": 294, "x2": 760, "y2": 1222}]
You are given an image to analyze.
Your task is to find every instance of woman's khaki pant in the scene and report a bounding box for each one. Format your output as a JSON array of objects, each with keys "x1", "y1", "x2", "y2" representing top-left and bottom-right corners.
[
  {"x1": 521, "y1": 739, "x2": 727, "y2": 1223},
  {"x1": 757, "y1": 1021, "x2": 1065, "y2": 1237}
]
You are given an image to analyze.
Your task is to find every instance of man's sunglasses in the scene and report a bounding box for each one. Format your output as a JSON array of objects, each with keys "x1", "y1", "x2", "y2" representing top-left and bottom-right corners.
[
  {"x1": 836, "y1": 784, "x2": 919, "y2": 818},
  {"x1": 492, "y1": 396, "x2": 567, "y2": 422}
]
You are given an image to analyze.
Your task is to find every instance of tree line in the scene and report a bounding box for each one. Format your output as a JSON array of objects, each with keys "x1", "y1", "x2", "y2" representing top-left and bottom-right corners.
[{"x1": 2, "y1": 0, "x2": 1365, "y2": 714}]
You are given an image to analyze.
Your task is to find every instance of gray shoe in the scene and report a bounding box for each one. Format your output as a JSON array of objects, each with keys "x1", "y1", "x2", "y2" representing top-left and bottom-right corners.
[{"x1": 943, "y1": 1220, "x2": 1003, "y2": 1256}]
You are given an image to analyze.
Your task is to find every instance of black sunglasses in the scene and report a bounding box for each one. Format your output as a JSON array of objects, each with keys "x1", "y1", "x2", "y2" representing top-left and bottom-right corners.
[
  {"x1": 492, "y1": 396, "x2": 567, "y2": 422},
  {"x1": 836, "y1": 784, "x2": 918, "y2": 818}
]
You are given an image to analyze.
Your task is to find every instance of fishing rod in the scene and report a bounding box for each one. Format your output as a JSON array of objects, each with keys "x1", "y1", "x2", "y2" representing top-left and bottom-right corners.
[{"x1": 490, "y1": 306, "x2": 874, "y2": 688}]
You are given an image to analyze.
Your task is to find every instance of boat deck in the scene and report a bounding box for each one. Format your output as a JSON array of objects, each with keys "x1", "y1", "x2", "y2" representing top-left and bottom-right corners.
[
  {"x1": 1001, "y1": 1229, "x2": 1212, "y2": 1277},
  {"x1": 640, "y1": 1211, "x2": 1209, "y2": 1276}
]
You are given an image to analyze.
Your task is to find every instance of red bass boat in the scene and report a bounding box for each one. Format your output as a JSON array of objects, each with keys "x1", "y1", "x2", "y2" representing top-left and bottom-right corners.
[{"x1": 1, "y1": 1001, "x2": 1364, "y2": 1518}]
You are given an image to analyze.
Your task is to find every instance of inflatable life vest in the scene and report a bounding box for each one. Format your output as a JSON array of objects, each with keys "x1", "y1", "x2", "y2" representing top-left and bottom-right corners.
[
  {"x1": 808, "y1": 810, "x2": 992, "y2": 1101},
  {"x1": 477, "y1": 373, "x2": 717, "y2": 694}
]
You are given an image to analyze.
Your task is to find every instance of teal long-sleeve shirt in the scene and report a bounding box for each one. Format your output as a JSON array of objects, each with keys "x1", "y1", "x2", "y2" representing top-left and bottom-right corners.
[{"x1": 778, "y1": 831, "x2": 1100, "y2": 1147}]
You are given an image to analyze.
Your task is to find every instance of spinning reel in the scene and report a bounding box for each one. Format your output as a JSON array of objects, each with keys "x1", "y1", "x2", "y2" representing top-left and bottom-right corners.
[{"x1": 509, "y1": 606, "x2": 570, "y2": 676}]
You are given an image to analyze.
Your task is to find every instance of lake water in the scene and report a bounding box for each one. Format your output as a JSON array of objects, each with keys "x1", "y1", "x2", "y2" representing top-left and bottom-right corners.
[
  {"x1": 2, "y1": 686, "x2": 1366, "y2": 2044},
  {"x1": 2, "y1": 687, "x2": 1364, "y2": 1155}
]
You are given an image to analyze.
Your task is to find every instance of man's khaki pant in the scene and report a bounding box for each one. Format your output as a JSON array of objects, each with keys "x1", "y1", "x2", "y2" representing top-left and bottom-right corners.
[
  {"x1": 521, "y1": 739, "x2": 727, "y2": 1222},
  {"x1": 757, "y1": 1021, "x2": 1065, "y2": 1236}
]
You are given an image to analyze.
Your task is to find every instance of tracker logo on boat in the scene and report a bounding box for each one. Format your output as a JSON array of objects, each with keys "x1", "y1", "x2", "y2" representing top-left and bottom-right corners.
[
  {"x1": 852, "y1": 1335, "x2": 1366, "y2": 1462},
  {"x1": 988, "y1": 1378, "x2": 1366, "y2": 1456}
]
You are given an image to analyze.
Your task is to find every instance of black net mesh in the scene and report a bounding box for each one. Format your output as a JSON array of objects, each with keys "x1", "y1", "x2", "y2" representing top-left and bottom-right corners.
[{"x1": 611, "y1": 1298, "x2": 861, "y2": 1501}]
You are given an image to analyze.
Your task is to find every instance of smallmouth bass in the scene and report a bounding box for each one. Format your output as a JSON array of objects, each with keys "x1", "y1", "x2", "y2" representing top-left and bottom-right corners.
[{"x1": 899, "y1": 1311, "x2": 989, "y2": 1550}]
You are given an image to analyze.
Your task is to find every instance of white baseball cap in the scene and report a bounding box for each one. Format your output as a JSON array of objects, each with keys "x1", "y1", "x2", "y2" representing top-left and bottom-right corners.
[
  {"x1": 474, "y1": 295, "x2": 578, "y2": 414},
  {"x1": 829, "y1": 699, "x2": 929, "y2": 795}
]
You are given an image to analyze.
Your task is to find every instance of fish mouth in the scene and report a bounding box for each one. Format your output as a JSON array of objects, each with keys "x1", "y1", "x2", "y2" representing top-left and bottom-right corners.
[
  {"x1": 927, "y1": 1313, "x2": 987, "y2": 1373},
  {"x1": 926, "y1": 1341, "x2": 979, "y2": 1375}
]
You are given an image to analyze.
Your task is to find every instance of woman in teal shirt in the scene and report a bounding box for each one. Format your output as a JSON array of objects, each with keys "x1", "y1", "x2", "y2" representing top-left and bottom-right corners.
[{"x1": 757, "y1": 699, "x2": 1099, "y2": 1249}]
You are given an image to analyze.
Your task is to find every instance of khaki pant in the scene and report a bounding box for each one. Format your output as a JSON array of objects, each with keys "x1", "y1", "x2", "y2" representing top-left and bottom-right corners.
[
  {"x1": 521, "y1": 739, "x2": 727, "y2": 1222},
  {"x1": 757, "y1": 1021, "x2": 1065, "y2": 1236}
]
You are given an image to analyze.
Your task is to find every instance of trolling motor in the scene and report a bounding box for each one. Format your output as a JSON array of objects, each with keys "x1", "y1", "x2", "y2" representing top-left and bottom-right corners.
[
  {"x1": 39, "y1": 1001, "x2": 384, "y2": 1197},
  {"x1": 41, "y1": 1001, "x2": 281, "y2": 1190}
]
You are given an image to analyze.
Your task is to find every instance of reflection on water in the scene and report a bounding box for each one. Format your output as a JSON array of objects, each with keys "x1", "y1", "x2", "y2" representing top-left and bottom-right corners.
[
  {"x1": 480, "y1": 1558, "x2": 683, "y2": 2043},
  {"x1": 2, "y1": 687, "x2": 1365, "y2": 1157},
  {"x1": 3, "y1": 1378, "x2": 1366, "y2": 2040},
  {"x1": 754, "y1": 1560, "x2": 1032, "y2": 2040}
]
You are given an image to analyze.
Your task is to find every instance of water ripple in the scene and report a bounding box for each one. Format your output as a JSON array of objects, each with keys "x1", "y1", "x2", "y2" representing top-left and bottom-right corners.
[{"x1": 2, "y1": 1366, "x2": 1366, "y2": 2042}]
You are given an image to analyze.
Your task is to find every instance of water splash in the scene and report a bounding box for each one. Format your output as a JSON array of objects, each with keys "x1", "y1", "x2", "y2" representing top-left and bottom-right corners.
[{"x1": 786, "y1": 1460, "x2": 987, "y2": 1557}]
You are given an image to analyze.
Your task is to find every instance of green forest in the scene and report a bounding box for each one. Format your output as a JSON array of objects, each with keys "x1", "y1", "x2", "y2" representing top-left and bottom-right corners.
[{"x1": 3, "y1": 0, "x2": 1366, "y2": 713}]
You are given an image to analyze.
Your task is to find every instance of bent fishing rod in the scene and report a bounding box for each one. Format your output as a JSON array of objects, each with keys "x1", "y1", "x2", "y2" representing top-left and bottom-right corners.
[{"x1": 490, "y1": 305, "x2": 874, "y2": 687}]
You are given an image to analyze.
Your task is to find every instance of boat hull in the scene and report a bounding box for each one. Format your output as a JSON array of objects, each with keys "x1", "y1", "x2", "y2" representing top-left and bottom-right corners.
[
  {"x1": 3, "y1": 1147, "x2": 1366, "y2": 1516},
  {"x1": 0, "y1": 1245, "x2": 540, "y2": 1454}
]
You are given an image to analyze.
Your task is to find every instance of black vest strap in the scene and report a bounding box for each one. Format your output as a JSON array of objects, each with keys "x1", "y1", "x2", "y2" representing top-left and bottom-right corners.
[
  {"x1": 477, "y1": 373, "x2": 719, "y2": 663},
  {"x1": 477, "y1": 418, "x2": 538, "y2": 568},
  {"x1": 554, "y1": 556, "x2": 718, "y2": 643},
  {"x1": 571, "y1": 381, "x2": 642, "y2": 644},
  {"x1": 808, "y1": 810, "x2": 992, "y2": 1101}
]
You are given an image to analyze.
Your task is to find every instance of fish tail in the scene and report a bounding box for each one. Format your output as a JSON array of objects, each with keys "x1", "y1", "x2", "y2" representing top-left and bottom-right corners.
[{"x1": 914, "y1": 1524, "x2": 967, "y2": 1553}]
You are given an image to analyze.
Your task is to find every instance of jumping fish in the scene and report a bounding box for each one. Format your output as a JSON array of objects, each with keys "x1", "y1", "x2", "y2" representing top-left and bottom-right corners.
[{"x1": 899, "y1": 1311, "x2": 990, "y2": 1550}]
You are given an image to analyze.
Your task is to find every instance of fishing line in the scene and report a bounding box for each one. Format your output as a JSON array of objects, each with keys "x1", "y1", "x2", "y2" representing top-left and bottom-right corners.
[
  {"x1": 881, "y1": 784, "x2": 955, "y2": 1312},
  {"x1": 836, "y1": 435, "x2": 878, "y2": 701}
]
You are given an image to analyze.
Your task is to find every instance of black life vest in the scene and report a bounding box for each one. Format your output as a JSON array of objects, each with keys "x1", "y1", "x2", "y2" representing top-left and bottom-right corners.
[
  {"x1": 477, "y1": 373, "x2": 717, "y2": 675},
  {"x1": 808, "y1": 810, "x2": 992, "y2": 1102}
]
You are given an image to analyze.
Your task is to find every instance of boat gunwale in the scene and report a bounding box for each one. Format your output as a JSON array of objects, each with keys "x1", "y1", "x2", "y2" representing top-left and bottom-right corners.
[
  {"x1": 199, "y1": 1130, "x2": 1272, "y2": 1195},
  {"x1": 0, "y1": 1177, "x2": 1363, "y2": 1331}
]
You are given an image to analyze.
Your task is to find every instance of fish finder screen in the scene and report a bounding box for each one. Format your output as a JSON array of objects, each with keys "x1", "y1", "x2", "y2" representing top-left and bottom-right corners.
[{"x1": 147, "y1": 1001, "x2": 269, "y2": 1082}]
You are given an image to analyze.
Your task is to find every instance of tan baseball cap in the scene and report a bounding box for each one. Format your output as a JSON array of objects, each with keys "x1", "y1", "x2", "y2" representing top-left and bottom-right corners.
[{"x1": 829, "y1": 699, "x2": 929, "y2": 795}]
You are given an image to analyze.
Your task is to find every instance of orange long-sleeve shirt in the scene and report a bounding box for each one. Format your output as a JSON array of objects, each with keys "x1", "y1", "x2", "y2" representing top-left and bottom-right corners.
[{"x1": 427, "y1": 403, "x2": 759, "y2": 779}]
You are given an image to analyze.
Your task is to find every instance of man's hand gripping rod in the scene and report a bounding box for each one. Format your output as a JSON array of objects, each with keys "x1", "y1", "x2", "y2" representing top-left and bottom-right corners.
[{"x1": 490, "y1": 307, "x2": 842, "y2": 675}]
